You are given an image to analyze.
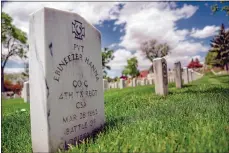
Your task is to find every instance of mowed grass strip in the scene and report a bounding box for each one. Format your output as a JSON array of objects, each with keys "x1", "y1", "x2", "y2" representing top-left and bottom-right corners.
[{"x1": 2, "y1": 74, "x2": 229, "y2": 153}]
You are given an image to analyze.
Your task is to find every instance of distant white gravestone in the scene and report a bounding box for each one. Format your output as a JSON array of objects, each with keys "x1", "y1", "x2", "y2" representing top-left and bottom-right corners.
[
  {"x1": 29, "y1": 7, "x2": 105, "y2": 152},
  {"x1": 103, "y1": 79, "x2": 108, "y2": 91},
  {"x1": 183, "y1": 67, "x2": 189, "y2": 84},
  {"x1": 24, "y1": 81, "x2": 30, "y2": 102},
  {"x1": 153, "y1": 58, "x2": 168, "y2": 96},
  {"x1": 174, "y1": 62, "x2": 182, "y2": 88}
]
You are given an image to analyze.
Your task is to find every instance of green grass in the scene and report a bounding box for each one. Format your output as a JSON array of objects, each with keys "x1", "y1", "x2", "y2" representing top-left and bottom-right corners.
[{"x1": 2, "y1": 74, "x2": 229, "y2": 152}]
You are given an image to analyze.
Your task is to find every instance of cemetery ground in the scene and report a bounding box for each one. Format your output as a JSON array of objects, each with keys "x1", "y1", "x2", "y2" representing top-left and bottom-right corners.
[{"x1": 2, "y1": 73, "x2": 229, "y2": 153}]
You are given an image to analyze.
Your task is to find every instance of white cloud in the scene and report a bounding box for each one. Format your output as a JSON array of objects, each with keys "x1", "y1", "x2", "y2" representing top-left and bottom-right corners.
[
  {"x1": 171, "y1": 41, "x2": 209, "y2": 56},
  {"x1": 190, "y1": 25, "x2": 220, "y2": 39},
  {"x1": 114, "y1": 3, "x2": 200, "y2": 51},
  {"x1": 2, "y1": 2, "x2": 119, "y2": 33},
  {"x1": 108, "y1": 2, "x2": 209, "y2": 73},
  {"x1": 3, "y1": 2, "x2": 211, "y2": 78},
  {"x1": 108, "y1": 43, "x2": 118, "y2": 49},
  {"x1": 165, "y1": 54, "x2": 204, "y2": 69},
  {"x1": 4, "y1": 68, "x2": 25, "y2": 74}
]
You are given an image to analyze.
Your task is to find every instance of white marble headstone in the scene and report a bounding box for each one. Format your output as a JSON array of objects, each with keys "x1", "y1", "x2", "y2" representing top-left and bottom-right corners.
[
  {"x1": 119, "y1": 79, "x2": 124, "y2": 89},
  {"x1": 132, "y1": 78, "x2": 136, "y2": 87},
  {"x1": 103, "y1": 79, "x2": 108, "y2": 91},
  {"x1": 29, "y1": 7, "x2": 105, "y2": 152},
  {"x1": 174, "y1": 62, "x2": 182, "y2": 88},
  {"x1": 24, "y1": 81, "x2": 30, "y2": 103},
  {"x1": 153, "y1": 58, "x2": 168, "y2": 96}
]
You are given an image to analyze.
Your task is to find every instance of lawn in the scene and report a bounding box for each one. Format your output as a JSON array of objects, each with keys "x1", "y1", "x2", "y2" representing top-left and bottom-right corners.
[{"x1": 2, "y1": 73, "x2": 229, "y2": 152}]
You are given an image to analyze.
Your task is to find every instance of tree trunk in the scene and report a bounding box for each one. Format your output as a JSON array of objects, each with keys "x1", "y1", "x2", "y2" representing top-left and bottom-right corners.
[{"x1": 1, "y1": 67, "x2": 4, "y2": 92}]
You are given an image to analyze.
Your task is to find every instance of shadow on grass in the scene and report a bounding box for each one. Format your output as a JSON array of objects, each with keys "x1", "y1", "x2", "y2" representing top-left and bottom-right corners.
[
  {"x1": 209, "y1": 74, "x2": 229, "y2": 79},
  {"x1": 170, "y1": 86, "x2": 229, "y2": 96},
  {"x1": 182, "y1": 84, "x2": 196, "y2": 88}
]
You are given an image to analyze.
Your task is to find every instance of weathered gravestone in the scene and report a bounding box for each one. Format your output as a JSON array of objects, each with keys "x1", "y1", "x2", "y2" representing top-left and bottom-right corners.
[
  {"x1": 174, "y1": 61, "x2": 182, "y2": 88},
  {"x1": 153, "y1": 58, "x2": 168, "y2": 96},
  {"x1": 132, "y1": 78, "x2": 136, "y2": 87},
  {"x1": 188, "y1": 69, "x2": 193, "y2": 82},
  {"x1": 21, "y1": 86, "x2": 25, "y2": 99},
  {"x1": 103, "y1": 79, "x2": 108, "y2": 91},
  {"x1": 137, "y1": 79, "x2": 141, "y2": 86},
  {"x1": 14, "y1": 93, "x2": 20, "y2": 98},
  {"x1": 183, "y1": 67, "x2": 189, "y2": 84},
  {"x1": 143, "y1": 78, "x2": 147, "y2": 85},
  {"x1": 24, "y1": 81, "x2": 30, "y2": 103},
  {"x1": 119, "y1": 79, "x2": 124, "y2": 89},
  {"x1": 29, "y1": 7, "x2": 105, "y2": 152},
  {"x1": 114, "y1": 82, "x2": 118, "y2": 88},
  {"x1": 192, "y1": 70, "x2": 196, "y2": 80},
  {"x1": 148, "y1": 78, "x2": 153, "y2": 85}
]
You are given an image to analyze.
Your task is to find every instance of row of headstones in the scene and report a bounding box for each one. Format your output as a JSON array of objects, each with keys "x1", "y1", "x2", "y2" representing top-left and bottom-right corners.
[
  {"x1": 153, "y1": 58, "x2": 203, "y2": 95},
  {"x1": 103, "y1": 58, "x2": 203, "y2": 93},
  {"x1": 103, "y1": 78, "x2": 154, "y2": 90}
]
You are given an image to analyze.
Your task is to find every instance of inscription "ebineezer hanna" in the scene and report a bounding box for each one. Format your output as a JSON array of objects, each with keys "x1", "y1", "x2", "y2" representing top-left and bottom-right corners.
[{"x1": 53, "y1": 53, "x2": 99, "y2": 82}]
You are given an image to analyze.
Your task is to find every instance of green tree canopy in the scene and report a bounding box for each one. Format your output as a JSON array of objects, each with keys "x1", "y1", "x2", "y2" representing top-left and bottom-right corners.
[
  {"x1": 209, "y1": 23, "x2": 229, "y2": 71},
  {"x1": 211, "y1": 2, "x2": 229, "y2": 16},
  {"x1": 140, "y1": 39, "x2": 170, "y2": 72},
  {"x1": 102, "y1": 47, "x2": 114, "y2": 77},
  {"x1": 205, "y1": 49, "x2": 223, "y2": 67},
  {"x1": 1, "y1": 12, "x2": 28, "y2": 91},
  {"x1": 122, "y1": 57, "x2": 139, "y2": 78}
]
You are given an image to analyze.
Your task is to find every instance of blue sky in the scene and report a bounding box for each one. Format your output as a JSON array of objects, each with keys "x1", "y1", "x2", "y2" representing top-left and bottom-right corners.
[{"x1": 2, "y1": 2, "x2": 229, "y2": 77}]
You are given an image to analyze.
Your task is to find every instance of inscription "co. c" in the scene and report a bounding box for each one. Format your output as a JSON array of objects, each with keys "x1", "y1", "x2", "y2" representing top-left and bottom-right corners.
[{"x1": 73, "y1": 80, "x2": 88, "y2": 88}]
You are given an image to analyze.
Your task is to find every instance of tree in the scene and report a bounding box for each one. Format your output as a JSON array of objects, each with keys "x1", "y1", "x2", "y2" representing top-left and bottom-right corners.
[
  {"x1": 122, "y1": 57, "x2": 139, "y2": 78},
  {"x1": 140, "y1": 39, "x2": 170, "y2": 72},
  {"x1": 102, "y1": 48, "x2": 114, "y2": 77},
  {"x1": 187, "y1": 58, "x2": 203, "y2": 69},
  {"x1": 103, "y1": 76, "x2": 112, "y2": 82},
  {"x1": 211, "y1": 2, "x2": 229, "y2": 16},
  {"x1": 113, "y1": 76, "x2": 119, "y2": 82},
  {"x1": 209, "y1": 23, "x2": 229, "y2": 71},
  {"x1": 194, "y1": 58, "x2": 203, "y2": 68},
  {"x1": 1, "y1": 12, "x2": 28, "y2": 92},
  {"x1": 205, "y1": 50, "x2": 223, "y2": 67},
  {"x1": 4, "y1": 79, "x2": 13, "y2": 92}
]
